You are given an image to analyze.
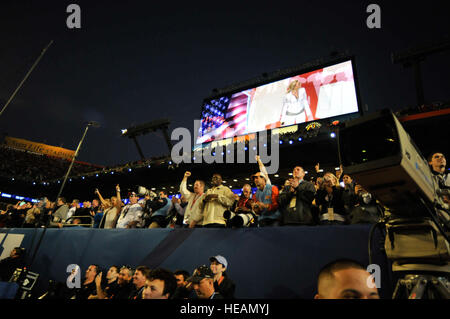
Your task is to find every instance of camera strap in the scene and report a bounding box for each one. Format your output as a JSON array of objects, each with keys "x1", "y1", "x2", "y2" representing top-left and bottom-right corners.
[{"x1": 121, "y1": 206, "x2": 130, "y2": 218}]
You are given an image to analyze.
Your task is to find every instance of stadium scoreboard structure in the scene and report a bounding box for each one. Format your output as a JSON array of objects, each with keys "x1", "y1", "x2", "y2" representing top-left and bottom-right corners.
[{"x1": 195, "y1": 56, "x2": 363, "y2": 149}]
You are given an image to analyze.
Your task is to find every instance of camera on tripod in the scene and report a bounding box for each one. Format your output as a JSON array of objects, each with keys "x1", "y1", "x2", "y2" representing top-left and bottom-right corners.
[
  {"x1": 338, "y1": 109, "x2": 450, "y2": 299},
  {"x1": 136, "y1": 186, "x2": 158, "y2": 227}
]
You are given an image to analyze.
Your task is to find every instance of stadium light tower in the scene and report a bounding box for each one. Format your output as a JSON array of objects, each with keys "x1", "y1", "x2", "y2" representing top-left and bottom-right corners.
[
  {"x1": 55, "y1": 121, "x2": 100, "y2": 201},
  {"x1": 29, "y1": 121, "x2": 100, "y2": 270},
  {"x1": 392, "y1": 38, "x2": 450, "y2": 106},
  {"x1": 121, "y1": 118, "x2": 172, "y2": 160}
]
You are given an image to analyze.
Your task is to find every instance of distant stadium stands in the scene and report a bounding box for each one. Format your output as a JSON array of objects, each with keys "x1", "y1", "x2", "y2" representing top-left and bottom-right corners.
[{"x1": 0, "y1": 145, "x2": 100, "y2": 182}]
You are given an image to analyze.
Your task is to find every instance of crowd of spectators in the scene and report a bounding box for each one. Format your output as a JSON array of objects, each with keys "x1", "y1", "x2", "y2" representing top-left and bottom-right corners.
[
  {"x1": 35, "y1": 255, "x2": 379, "y2": 300},
  {"x1": 0, "y1": 145, "x2": 100, "y2": 182},
  {"x1": 2, "y1": 152, "x2": 447, "y2": 300},
  {"x1": 38, "y1": 254, "x2": 236, "y2": 300},
  {"x1": 2, "y1": 151, "x2": 448, "y2": 230},
  {"x1": 0, "y1": 156, "x2": 385, "y2": 229}
]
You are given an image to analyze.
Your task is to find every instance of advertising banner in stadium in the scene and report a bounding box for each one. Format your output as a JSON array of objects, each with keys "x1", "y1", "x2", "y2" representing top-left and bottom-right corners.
[
  {"x1": 196, "y1": 59, "x2": 359, "y2": 144},
  {"x1": 3, "y1": 136, "x2": 75, "y2": 160}
]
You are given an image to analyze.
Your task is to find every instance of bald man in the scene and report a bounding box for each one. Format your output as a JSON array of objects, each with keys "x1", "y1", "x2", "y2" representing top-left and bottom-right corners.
[{"x1": 314, "y1": 259, "x2": 380, "y2": 299}]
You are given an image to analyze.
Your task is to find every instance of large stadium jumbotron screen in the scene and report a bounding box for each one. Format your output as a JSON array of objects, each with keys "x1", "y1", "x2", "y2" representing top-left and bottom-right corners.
[{"x1": 196, "y1": 59, "x2": 360, "y2": 145}]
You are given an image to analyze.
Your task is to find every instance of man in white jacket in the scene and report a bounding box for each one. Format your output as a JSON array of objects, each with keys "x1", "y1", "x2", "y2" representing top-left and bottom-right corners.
[{"x1": 179, "y1": 171, "x2": 206, "y2": 228}]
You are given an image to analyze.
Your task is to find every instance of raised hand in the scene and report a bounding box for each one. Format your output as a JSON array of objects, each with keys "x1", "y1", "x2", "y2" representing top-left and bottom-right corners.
[{"x1": 95, "y1": 272, "x2": 102, "y2": 286}]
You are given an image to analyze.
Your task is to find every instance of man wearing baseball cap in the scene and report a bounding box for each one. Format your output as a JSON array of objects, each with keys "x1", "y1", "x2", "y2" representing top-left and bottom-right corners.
[
  {"x1": 251, "y1": 155, "x2": 281, "y2": 227},
  {"x1": 116, "y1": 191, "x2": 144, "y2": 228},
  {"x1": 209, "y1": 255, "x2": 235, "y2": 299},
  {"x1": 187, "y1": 265, "x2": 223, "y2": 299}
]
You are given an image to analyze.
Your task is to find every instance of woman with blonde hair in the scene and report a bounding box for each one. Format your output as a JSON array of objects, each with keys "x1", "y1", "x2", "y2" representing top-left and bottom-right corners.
[
  {"x1": 279, "y1": 79, "x2": 313, "y2": 126},
  {"x1": 97, "y1": 185, "x2": 123, "y2": 228},
  {"x1": 315, "y1": 172, "x2": 348, "y2": 225}
]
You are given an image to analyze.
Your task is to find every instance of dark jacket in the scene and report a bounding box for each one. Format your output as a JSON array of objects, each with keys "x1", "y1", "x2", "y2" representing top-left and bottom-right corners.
[
  {"x1": 110, "y1": 281, "x2": 134, "y2": 299},
  {"x1": 278, "y1": 180, "x2": 316, "y2": 225},
  {"x1": 342, "y1": 183, "x2": 358, "y2": 214},
  {"x1": 214, "y1": 273, "x2": 235, "y2": 299},
  {"x1": 315, "y1": 186, "x2": 348, "y2": 217},
  {"x1": 0, "y1": 256, "x2": 25, "y2": 281},
  {"x1": 74, "y1": 280, "x2": 97, "y2": 299},
  {"x1": 210, "y1": 292, "x2": 224, "y2": 299},
  {"x1": 172, "y1": 285, "x2": 193, "y2": 299},
  {"x1": 349, "y1": 193, "x2": 382, "y2": 224},
  {"x1": 129, "y1": 286, "x2": 144, "y2": 300}
]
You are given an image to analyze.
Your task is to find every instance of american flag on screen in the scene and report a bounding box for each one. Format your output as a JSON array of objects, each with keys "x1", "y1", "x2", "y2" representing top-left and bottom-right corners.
[{"x1": 198, "y1": 90, "x2": 252, "y2": 144}]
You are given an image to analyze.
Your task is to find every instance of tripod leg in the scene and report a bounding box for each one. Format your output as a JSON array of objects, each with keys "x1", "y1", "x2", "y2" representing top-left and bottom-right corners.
[
  {"x1": 392, "y1": 279, "x2": 405, "y2": 299},
  {"x1": 432, "y1": 278, "x2": 450, "y2": 299},
  {"x1": 408, "y1": 277, "x2": 428, "y2": 299}
]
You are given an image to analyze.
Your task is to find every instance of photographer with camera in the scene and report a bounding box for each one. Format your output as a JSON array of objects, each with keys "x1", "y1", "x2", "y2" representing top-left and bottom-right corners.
[
  {"x1": 279, "y1": 166, "x2": 316, "y2": 226},
  {"x1": 138, "y1": 188, "x2": 155, "y2": 228},
  {"x1": 147, "y1": 190, "x2": 171, "y2": 228},
  {"x1": 116, "y1": 192, "x2": 144, "y2": 229},
  {"x1": 315, "y1": 172, "x2": 348, "y2": 225},
  {"x1": 225, "y1": 184, "x2": 256, "y2": 228},
  {"x1": 251, "y1": 155, "x2": 281, "y2": 227},
  {"x1": 180, "y1": 171, "x2": 206, "y2": 228},
  {"x1": 348, "y1": 184, "x2": 383, "y2": 224}
]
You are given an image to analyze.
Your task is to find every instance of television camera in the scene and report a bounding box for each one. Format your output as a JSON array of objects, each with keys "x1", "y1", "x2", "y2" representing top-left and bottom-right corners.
[{"x1": 338, "y1": 109, "x2": 450, "y2": 299}]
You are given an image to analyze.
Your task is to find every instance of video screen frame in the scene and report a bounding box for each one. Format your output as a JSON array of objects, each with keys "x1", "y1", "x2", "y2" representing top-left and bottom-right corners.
[{"x1": 195, "y1": 56, "x2": 363, "y2": 146}]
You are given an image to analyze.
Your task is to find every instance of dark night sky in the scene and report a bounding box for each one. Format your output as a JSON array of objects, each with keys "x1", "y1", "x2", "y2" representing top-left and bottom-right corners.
[{"x1": 1, "y1": 1, "x2": 449, "y2": 167}]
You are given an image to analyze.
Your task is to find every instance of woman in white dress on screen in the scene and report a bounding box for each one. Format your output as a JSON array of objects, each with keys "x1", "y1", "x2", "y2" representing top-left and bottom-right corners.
[{"x1": 279, "y1": 79, "x2": 313, "y2": 126}]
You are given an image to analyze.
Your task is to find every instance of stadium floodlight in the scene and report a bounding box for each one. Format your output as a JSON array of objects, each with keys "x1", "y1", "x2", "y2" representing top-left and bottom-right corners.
[
  {"x1": 121, "y1": 118, "x2": 172, "y2": 160},
  {"x1": 392, "y1": 38, "x2": 450, "y2": 106}
]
